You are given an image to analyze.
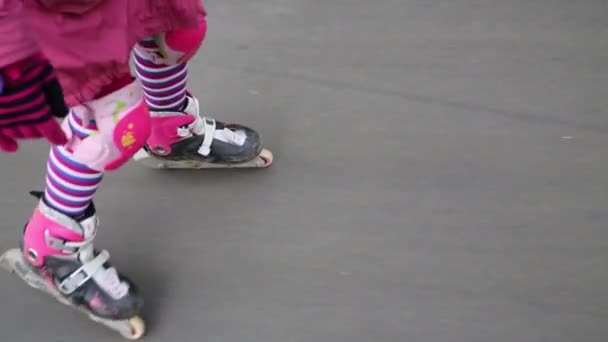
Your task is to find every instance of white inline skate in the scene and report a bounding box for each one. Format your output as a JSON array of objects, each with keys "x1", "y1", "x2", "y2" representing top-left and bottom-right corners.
[
  {"x1": 133, "y1": 94, "x2": 273, "y2": 169},
  {"x1": 0, "y1": 192, "x2": 145, "y2": 340}
]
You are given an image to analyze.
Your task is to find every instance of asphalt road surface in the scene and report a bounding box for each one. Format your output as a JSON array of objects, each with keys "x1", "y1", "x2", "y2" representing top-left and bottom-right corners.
[{"x1": 0, "y1": 1, "x2": 607, "y2": 341}]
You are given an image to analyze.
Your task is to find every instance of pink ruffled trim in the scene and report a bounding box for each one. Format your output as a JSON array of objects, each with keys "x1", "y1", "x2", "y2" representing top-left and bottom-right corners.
[
  {"x1": 54, "y1": 1, "x2": 206, "y2": 106},
  {"x1": 59, "y1": 61, "x2": 131, "y2": 107}
]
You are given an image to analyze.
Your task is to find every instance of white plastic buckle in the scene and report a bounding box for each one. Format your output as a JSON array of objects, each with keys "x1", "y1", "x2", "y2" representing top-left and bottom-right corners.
[
  {"x1": 58, "y1": 250, "x2": 110, "y2": 295},
  {"x1": 197, "y1": 118, "x2": 216, "y2": 156},
  {"x1": 177, "y1": 127, "x2": 191, "y2": 138},
  {"x1": 44, "y1": 230, "x2": 89, "y2": 254}
]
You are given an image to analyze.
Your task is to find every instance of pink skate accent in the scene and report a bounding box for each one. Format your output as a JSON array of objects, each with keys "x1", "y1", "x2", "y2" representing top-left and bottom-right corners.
[
  {"x1": 89, "y1": 292, "x2": 107, "y2": 311},
  {"x1": 146, "y1": 114, "x2": 195, "y2": 155},
  {"x1": 22, "y1": 205, "x2": 84, "y2": 267},
  {"x1": 163, "y1": 17, "x2": 207, "y2": 63}
]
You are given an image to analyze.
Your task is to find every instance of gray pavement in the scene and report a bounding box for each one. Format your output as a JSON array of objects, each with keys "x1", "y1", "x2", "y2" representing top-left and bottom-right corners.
[{"x1": 1, "y1": 0, "x2": 608, "y2": 341}]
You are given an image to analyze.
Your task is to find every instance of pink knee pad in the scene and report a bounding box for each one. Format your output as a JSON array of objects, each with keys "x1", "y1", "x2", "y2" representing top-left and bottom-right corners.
[
  {"x1": 140, "y1": 16, "x2": 207, "y2": 65},
  {"x1": 164, "y1": 16, "x2": 207, "y2": 63},
  {"x1": 65, "y1": 81, "x2": 151, "y2": 172}
]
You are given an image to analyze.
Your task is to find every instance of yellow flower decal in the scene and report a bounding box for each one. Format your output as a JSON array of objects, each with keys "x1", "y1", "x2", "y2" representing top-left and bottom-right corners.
[{"x1": 121, "y1": 123, "x2": 136, "y2": 148}]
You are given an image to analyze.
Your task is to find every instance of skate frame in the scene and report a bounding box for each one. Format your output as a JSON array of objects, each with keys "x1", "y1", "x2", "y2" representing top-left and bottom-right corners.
[
  {"x1": 132, "y1": 147, "x2": 273, "y2": 169},
  {"x1": 0, "y1": 248, "x2": 145, "y2": 340}
]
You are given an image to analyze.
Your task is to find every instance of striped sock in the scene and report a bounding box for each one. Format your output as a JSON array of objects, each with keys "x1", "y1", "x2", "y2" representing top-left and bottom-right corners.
[
  {"x1": 133, "y1": 39, "x2": 188, "y2": 112},
  {"x1": 43, "y1": 111, "x2": 103, "y2": 218}
]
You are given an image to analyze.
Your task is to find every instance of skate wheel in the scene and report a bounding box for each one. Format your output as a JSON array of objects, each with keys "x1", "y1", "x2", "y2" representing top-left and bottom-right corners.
[
  {"x1": 123, "y1": 316, "x2": 145, "y2": 340},
  {"x1": 258, "y1": 148, "x2": 274, "y2": 167}
]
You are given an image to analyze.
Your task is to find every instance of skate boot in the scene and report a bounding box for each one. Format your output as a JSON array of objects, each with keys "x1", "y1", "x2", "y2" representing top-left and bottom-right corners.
[
  {"x1": 133, "y1": 94, "x2": 273, "y2": 169},
  {"x1": 0, "y1": 193, "x2": 145, "y2": 340}
]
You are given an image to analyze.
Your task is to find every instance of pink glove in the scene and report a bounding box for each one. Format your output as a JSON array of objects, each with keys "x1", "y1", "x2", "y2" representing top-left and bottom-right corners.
[{"x1": 0, "y1": 53, "x2": 69, "y2": 152}]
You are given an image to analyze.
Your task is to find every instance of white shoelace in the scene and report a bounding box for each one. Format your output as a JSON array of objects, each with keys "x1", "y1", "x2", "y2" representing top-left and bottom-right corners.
[
  {"x1": 214, "y1": 125, "x2": 247, "y2": 146},
  {"x1": 92, "y1": 266, "x2": 130, "y2": 300},
  {"x1": 79, "y1": 244, "x2": 130, "y2": 300}
]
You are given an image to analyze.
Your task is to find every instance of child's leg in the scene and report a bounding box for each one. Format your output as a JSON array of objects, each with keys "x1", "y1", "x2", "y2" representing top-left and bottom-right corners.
[
  {"x1": 43, "y1": 119, "x2": 103, "y2": 218},
  {"x1": 131, "y1": 16, "x2": 272, "y2": 168},
  {"x1": 133, "y1": 38, "x2": 188, "y2": 112},
  {"x1": 19, "y1": 75, "x2": 149, "y2": 320}
]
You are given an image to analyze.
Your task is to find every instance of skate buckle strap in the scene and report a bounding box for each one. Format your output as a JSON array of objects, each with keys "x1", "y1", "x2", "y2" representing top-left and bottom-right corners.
[
  {"x1": 197, "y1": 117, "x2": 216, "y2": 156},
  {"x1": 58, "y1": 250, "x2": 110, "y2": 295},
  {"x1": 45, "y1": 229, "x2": 96, "y2": 254},
  {"x1": 177, "y1": 127, "x2": 190, "y2": 138}
]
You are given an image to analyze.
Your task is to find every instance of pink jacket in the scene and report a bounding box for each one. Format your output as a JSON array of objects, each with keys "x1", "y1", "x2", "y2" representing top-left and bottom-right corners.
[
  {"x1": 0, "y1": 1, "x2": 39, "y2": 66},
  {"x1": 0, "y1": 0, "x2": 205, "y2": 106}
]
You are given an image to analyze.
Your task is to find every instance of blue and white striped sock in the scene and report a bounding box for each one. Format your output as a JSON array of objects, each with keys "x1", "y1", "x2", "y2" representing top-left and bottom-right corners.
[{"x1": 43, "y1": 111, "x2": 103, "y2": 218}]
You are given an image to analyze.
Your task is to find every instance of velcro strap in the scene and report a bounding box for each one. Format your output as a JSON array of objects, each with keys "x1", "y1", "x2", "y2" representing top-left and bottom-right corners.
[
  {"x1": 45, "y1": 230, "x2": 93, "y2": 254},
  {"x1": 197, "y1": 117, "x2": 216, "y2": 156},
  {"x1": 58, "y1": 250, "x2": 109, "y2": 295}
]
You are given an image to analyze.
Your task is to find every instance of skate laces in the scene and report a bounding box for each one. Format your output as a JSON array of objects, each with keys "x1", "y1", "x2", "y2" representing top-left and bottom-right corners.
[
  {"x1": 58, "y1": 242, "x2": 130, "y2": 300},
  {"x1": 92, "y1": 266, "x2": 130, "y2": 300},
  {"x1": 214, "y1": 125, "x2": 247, "y2": 146},
  {"x1": 80, "y1": 244, "x2": 130, "y2": 300}
]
